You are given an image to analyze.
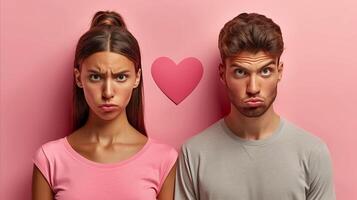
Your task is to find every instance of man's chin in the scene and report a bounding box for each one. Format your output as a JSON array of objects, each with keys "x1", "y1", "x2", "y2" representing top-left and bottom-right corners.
[{"x1": 238, "y1": 107, "x2": 268, "y2": 118}]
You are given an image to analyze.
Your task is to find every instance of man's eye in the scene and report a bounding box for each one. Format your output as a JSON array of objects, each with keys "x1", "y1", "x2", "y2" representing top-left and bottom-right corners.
[
  {"x1": 89, "y1": 74, "x2": 101, "y2": 81},
  {"x1": 261, "y1": 68, "x2": 272, "y2": 77},
  {"x1": 234, "y1": 69, "x2": 246, "y2": 77},
  {"x1": 116, "y1": 74, "x2": 128, "y2": 82}
]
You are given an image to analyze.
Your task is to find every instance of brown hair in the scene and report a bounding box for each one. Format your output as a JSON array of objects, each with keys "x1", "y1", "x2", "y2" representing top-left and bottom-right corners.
[
  {"x1": 218, "y1": 13, "x2": 284, "y2": 62},
  {"x1": 73, "y1": 11, "x2": 146, "y2": 135}
]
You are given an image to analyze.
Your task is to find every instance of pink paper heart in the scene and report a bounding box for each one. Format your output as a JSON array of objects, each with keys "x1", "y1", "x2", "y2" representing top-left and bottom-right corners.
[{"x1": 151, "y1": 57, "x2": 204, "y2": 105}]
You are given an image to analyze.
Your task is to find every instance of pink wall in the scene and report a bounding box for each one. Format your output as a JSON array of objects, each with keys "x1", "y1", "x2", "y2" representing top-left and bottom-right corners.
[{"x1": 1, "y1": 0, "x2": 356, "y2": 199}]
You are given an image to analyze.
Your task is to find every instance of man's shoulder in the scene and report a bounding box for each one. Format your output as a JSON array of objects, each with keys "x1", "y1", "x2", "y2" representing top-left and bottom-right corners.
[
  {"x1": 182, "y1": 119, "x2": 225, "y2": 151},
  {"x1": 282, "y1": 119, "x2": 327, "y2": 149}
]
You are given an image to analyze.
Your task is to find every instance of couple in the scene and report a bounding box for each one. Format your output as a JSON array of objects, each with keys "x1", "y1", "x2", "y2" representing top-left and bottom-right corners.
[{"x1": 32, "y1": 11, "x2": 335, "y2": 200}]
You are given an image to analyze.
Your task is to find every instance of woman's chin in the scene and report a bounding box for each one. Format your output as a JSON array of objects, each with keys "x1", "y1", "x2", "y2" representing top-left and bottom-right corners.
[{"x1": 92, "y1": 110, "x2": 122, "y2": 121}]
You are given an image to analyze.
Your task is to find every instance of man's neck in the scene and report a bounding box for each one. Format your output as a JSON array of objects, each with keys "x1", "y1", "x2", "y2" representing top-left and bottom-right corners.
[{"x1": 224, "y1": 106, "x2": 281, "y2": 140}]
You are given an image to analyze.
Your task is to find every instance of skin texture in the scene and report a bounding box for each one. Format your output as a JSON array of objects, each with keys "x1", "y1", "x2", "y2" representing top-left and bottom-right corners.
[
  {"x1": 219, "y1": 51, "x2": 284, "y2": 140},
  {"x1": 157, "y1": 163, "x2": 176, "y2": 200},
  {"x1": 32, "y1": 167, "x2": 53, "y2": 200},
  {"x1": 32, "y1": 52, "x2": 175, "y2": 200}
]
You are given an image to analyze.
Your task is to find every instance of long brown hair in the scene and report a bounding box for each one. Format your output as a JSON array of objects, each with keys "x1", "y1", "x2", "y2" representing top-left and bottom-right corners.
[{"x1": 72, "y1": 11, "x2": 146, "y2": 135}]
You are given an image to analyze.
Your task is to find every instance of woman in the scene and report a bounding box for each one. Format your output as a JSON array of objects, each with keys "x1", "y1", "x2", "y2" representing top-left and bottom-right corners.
[{"x1": 32, "y1": 11, "x2": 177, "y2": 200}]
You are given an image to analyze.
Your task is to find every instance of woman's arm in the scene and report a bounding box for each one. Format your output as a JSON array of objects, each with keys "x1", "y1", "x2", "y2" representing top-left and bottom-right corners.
[
  {"x1": 157, "y1": 163, "x2": 176, "y2": 200},
  {"x1": 32, "y1": 165, "x2": 53, "y2": 200}
]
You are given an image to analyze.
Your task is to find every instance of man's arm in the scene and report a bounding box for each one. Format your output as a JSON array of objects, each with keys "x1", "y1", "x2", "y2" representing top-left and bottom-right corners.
[
  {"x1": 175, "y1": 145, "x2": 197, "y2": 200},
  {"x1": 306, "y1": 143, "x2": 336, "y2": 200}
]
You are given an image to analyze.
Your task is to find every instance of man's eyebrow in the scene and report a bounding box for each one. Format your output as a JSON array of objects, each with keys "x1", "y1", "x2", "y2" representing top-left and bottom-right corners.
[
  {"x1": 258, "y1": 61, "x2": 276, "y2": 69},
  {"x1": 230, "y1": 61, "x2": 276, "y2": 69},
  {"x1": 229, "y1": 63, "x2": 246, "y2": 69}
]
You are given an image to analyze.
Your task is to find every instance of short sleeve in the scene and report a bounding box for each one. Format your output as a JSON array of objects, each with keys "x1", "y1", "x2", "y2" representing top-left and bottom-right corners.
[
  {"x1": 158, "y1": 147, "x2": 178, "y2": 192},
  {"x1": 32, "y1": 146, "x2": 52, "y2": 187},
  {"x1": 306, "y1": 143, "x2": 336, "y2": 200},
  {"x1": 175, "y1": 144, "x2": 197, "y2": 200}
]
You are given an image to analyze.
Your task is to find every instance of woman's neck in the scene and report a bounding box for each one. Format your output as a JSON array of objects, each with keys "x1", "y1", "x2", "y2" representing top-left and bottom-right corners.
[{"x1": 81, "y1": 111, "x2": 134, "y2": 145}]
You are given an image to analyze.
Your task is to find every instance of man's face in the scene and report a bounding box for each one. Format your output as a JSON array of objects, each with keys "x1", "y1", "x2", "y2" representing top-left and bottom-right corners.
[{"x1": 220, "y1": 51, "x2": 283, "y2": 118}]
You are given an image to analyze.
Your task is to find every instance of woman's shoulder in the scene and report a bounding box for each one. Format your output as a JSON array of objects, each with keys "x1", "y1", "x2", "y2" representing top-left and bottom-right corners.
[
  {"x1": 40, "y1": 137, "x2": 65, "y2": 149},
  {"x1": 145, "y1": 138, "x2": 177, "y2": 187},
  {"x1": 146, "y1": 138, "x2": 178, "y2": 161},
  {"x1": 148, "y1": 138, "x2": 177, "y2": 153},
  {"x1": 35, "y1": 137, "x2": 67, "y2": 158},
  {"x1": 32, "y1": 137, "x2": 67, "y2": 183}
]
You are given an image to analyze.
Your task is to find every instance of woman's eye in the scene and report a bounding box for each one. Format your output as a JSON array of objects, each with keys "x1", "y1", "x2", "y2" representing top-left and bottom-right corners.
[
  {"x1": 234, "y1": 69, "x2": 246, "y2": 77},
  {"x1": 89, "y1": 74, "x2": 101, "y2": 81},
  {"x1": 261, "y1": 68, "x2": 272, "y2": 77},
  {"x1": 116, "y1": 74, "x2": 128, "y2": 82}
]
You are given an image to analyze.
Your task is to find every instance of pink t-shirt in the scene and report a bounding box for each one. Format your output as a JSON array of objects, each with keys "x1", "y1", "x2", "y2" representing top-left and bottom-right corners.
[{"x1": 33, "y1": 137, "x2": 177, "y2": 200}]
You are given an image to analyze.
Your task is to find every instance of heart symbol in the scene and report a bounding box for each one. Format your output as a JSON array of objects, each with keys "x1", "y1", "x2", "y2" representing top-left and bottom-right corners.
[{"x1": 151, "y1": 57, "x2": 204, "y2": 105}]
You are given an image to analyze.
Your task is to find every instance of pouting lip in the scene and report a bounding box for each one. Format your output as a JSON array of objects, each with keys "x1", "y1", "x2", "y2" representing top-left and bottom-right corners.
[
  {"x1": 98, "y1": 104, "x2": 119, "y2": 112},
  {"x1": 243, "y1": 100, "x2": 264, "y2": 108},
  {"x1": 98, "y1": 104, "x2": 118, "y2": 108},
  {"x1": 243, "y1": 97, "x2": 264, "y2": 103}
]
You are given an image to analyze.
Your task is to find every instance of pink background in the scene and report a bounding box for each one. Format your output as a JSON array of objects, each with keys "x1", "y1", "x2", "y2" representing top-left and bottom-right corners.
[{"x1": 1, "y1": 0, "x2": 356, "y2": 199}]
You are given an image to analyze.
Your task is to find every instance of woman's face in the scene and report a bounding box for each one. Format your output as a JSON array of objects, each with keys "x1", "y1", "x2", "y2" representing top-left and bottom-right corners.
[{"x1": 75, "y1": 51, "x2": 140, "y2": 121}]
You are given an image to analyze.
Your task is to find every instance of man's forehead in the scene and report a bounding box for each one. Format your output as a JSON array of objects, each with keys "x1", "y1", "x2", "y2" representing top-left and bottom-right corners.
[{"x1": 229, "y1": 51, "x2": 276, "y2": 65}]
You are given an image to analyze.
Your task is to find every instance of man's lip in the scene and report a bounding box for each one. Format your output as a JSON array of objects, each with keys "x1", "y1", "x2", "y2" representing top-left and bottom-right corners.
[
  {"x1": 243, "y1": 98, "x2": 264, "y2": 107},
  {"x1": 243, "y1": 98, "x2": 264, "y2": 103},
  {"x1": 245, "y1": 101, "x2": 264, "y2": 107}
]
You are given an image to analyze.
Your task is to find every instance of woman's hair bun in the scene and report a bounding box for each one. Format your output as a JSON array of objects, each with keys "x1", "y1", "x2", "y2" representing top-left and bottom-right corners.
[{"x1": 90, "y1": 11, "x2": 126, "y2": 29}]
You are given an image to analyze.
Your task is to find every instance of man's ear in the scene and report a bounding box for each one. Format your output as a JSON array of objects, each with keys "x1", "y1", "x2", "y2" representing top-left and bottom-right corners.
[
  {"x1": 277, "y1": 62, "x2": 284, "y2": 81},
  {"x1": 219, "y1": 63, "x2": 226, "y2": 85},
  {"x1": 133, "y1": 69, "x2": 141, "y2": 88},
  {"x1": 74, "y1": 68, "x2": 82, "y2": 88}
]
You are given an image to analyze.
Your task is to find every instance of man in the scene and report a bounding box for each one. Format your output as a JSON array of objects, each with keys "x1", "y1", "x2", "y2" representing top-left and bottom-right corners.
[{"x1": 175, "y1": 13, "x2": 335, "y2": 200}]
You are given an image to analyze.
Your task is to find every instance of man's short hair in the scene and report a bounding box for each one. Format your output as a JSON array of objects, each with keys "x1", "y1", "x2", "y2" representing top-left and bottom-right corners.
[{"x1": 218, "y1": 13, "x2": 284, "y2": 62}]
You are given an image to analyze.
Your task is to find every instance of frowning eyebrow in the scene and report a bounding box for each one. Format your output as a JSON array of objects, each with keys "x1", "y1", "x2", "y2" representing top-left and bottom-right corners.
[
  {"x1": 87, "y1": 68, "x2": 131, "y2": 75},
  {"x1": 230, "y1": 61, "x2": 276, "y2": 70}
]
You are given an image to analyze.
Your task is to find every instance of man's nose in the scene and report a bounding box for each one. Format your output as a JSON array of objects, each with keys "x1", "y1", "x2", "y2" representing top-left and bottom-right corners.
[{"x1": 246, "y1": 75, "x2": 260, "y2": 96}]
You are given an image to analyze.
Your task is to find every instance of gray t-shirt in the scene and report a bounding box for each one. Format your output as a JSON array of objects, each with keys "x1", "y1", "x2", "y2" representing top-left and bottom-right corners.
[{"x1": 175, "y1": 119, "x2": 335, "y2": 200}]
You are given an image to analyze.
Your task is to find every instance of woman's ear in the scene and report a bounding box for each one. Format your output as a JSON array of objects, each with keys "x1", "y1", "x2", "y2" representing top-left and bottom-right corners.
[
  {"x1": 74, "y1": 68, "x2": 83, "y2": 88},
  {"x1": 133, "y1": 69, "x2": 141, "y2": 88}
]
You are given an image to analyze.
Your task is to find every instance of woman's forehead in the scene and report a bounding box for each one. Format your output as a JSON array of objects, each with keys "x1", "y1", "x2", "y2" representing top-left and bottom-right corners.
[{"x1": 81, "y1": 51, "x2": 135, "y2": 72}]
